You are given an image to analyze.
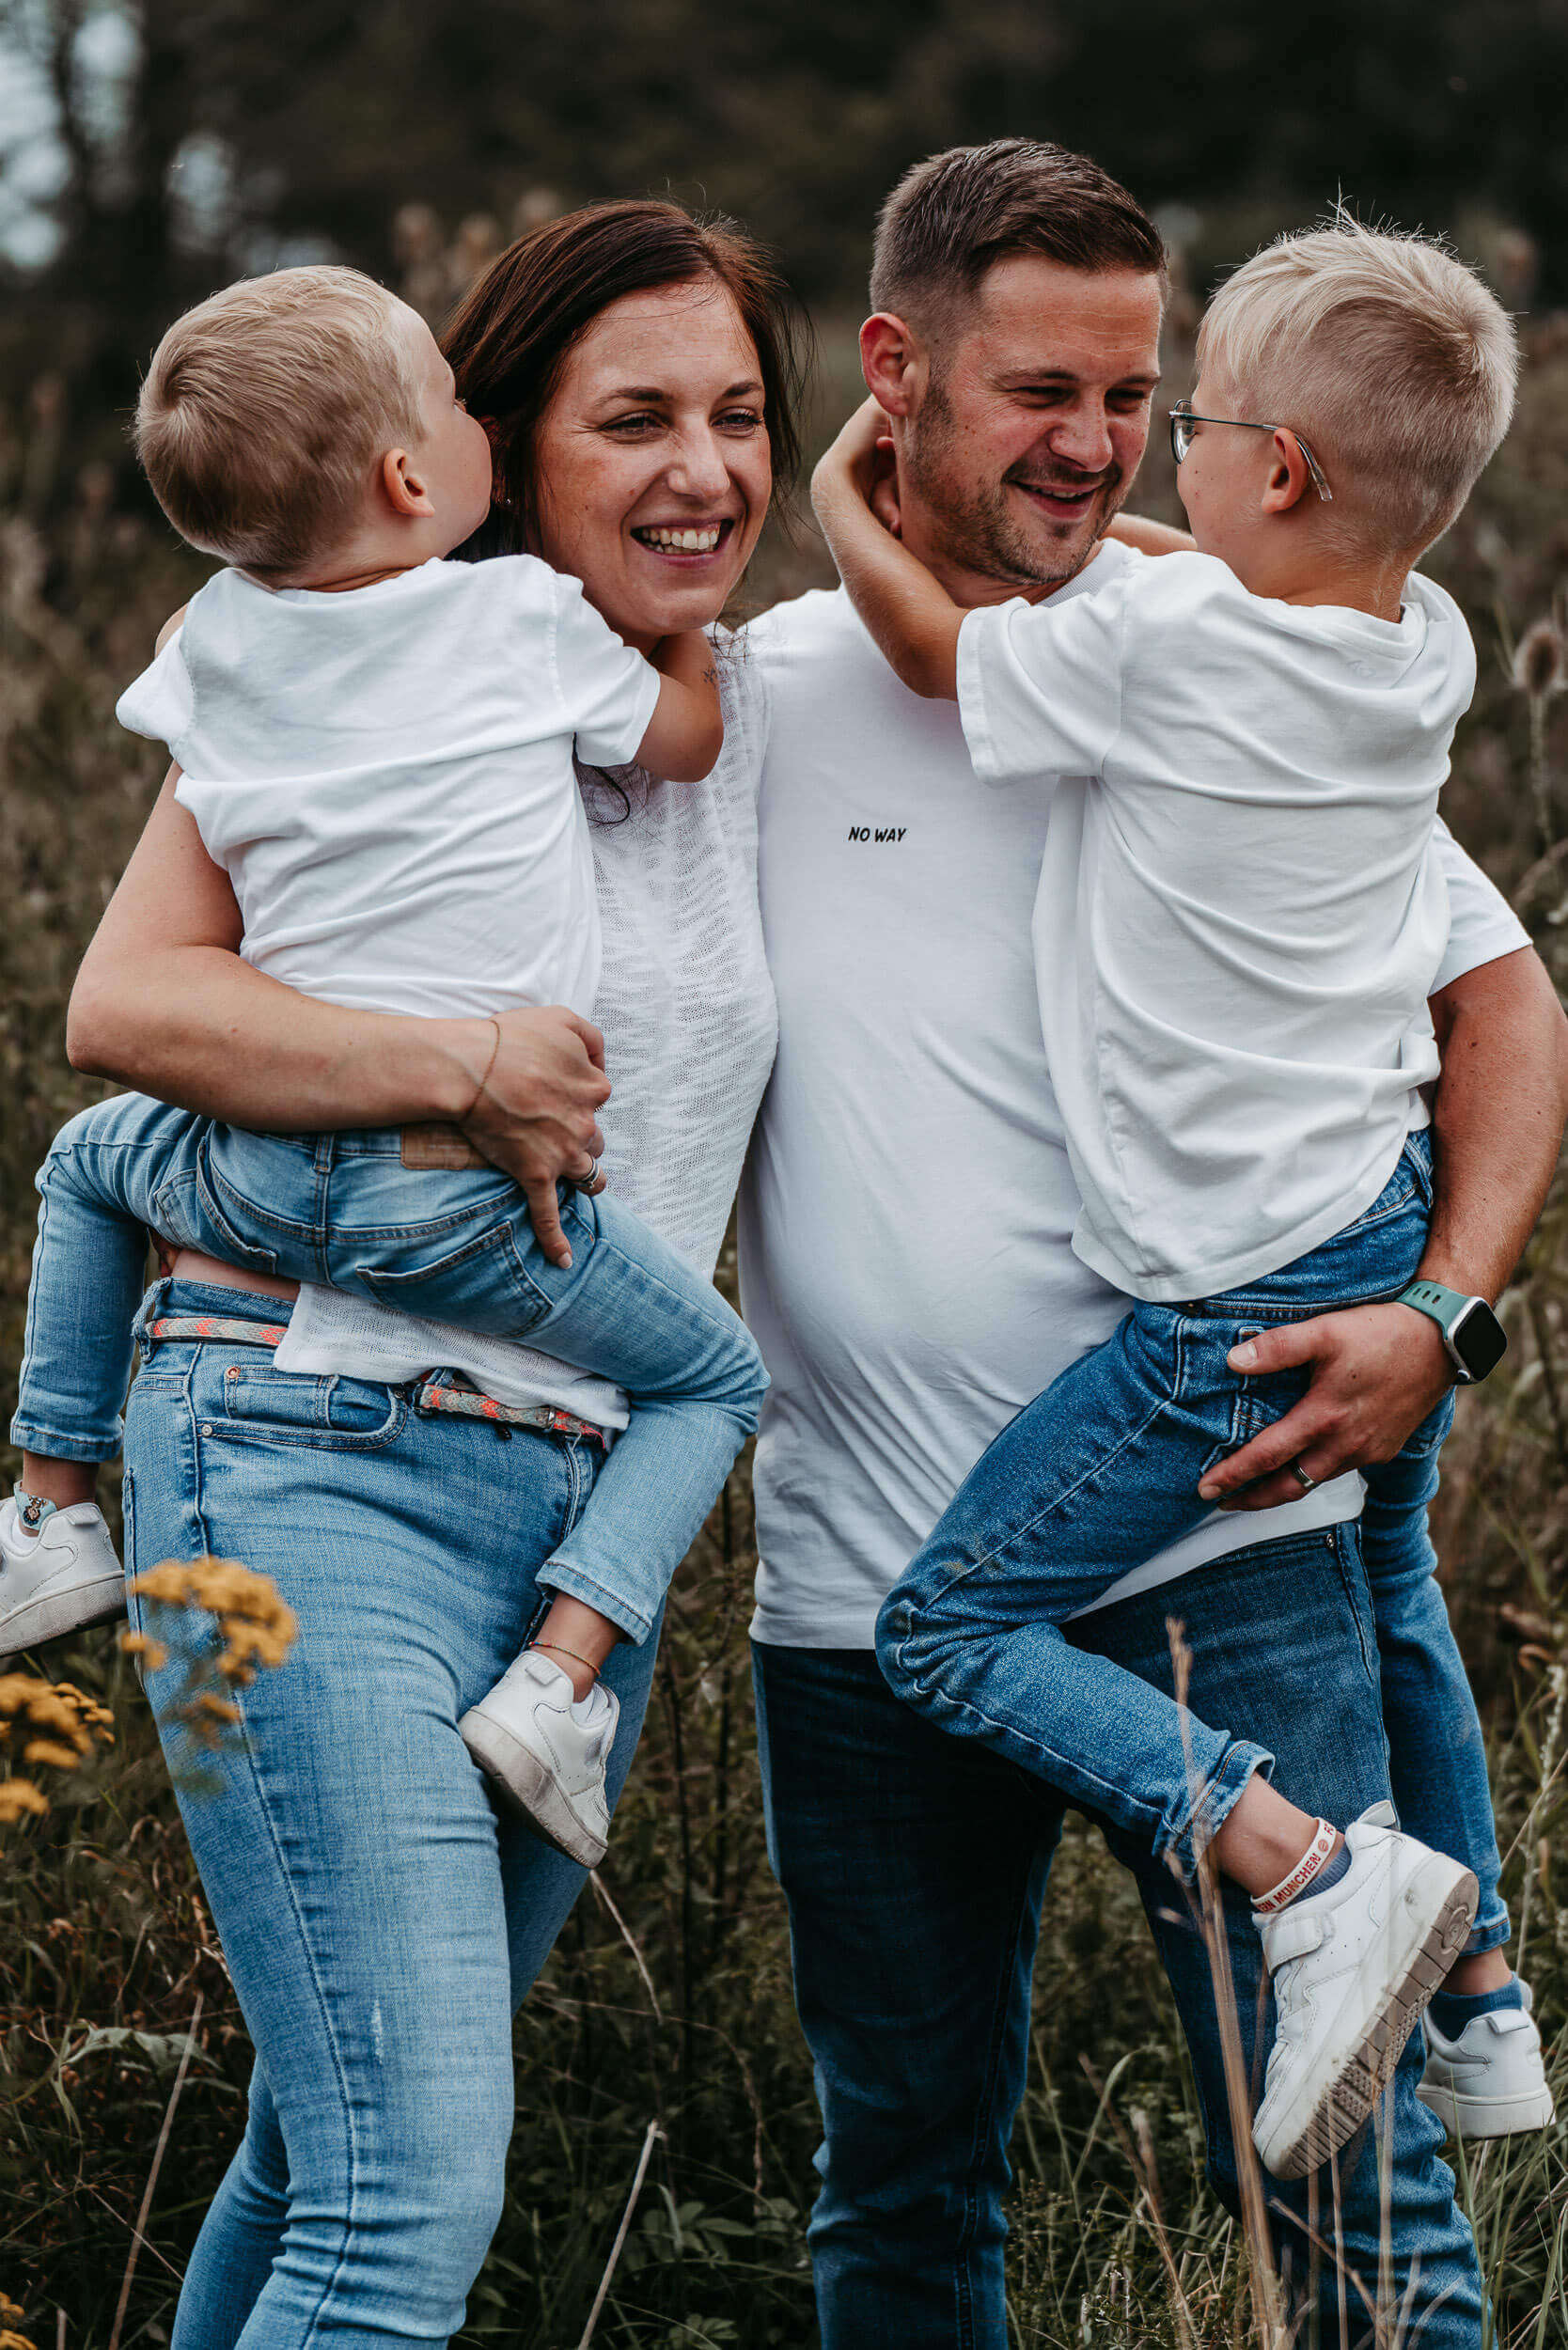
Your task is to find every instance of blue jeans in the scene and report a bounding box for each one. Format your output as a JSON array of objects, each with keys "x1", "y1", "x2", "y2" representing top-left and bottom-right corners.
[
  {"x1": 122, "y1": 1277, "x2": 663, "y2": 2349},
  {"x1": 16, "y1": 1093, "x2": 767, "y2": 1642},
  {"x1": 878, "y1": 1131, "x2": 1505, "y2": 1935},
  {"x1": 756, "y1": 1527, "x2": 1483, "y2": 2349}
]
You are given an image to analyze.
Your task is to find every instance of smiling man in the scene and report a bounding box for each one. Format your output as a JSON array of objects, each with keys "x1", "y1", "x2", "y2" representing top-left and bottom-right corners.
[{"x1": 738, "y1": 141, "x2": 1567, "y2": 2345}]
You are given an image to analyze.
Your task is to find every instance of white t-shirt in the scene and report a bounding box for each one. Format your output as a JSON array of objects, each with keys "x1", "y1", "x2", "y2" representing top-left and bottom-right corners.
[
  {"x1": 116, "y1": 556, "x2": 662, "y2": 1021},
  {"x1": 274, "y1": 642, "x2": 778, "y2": 1421},
  {"x1": 958, "y1": 546, "x2": 1472, "y2": 1298},
  {"x1": 738, "y1": 580, "x2": 1528, "y2": 1651}
]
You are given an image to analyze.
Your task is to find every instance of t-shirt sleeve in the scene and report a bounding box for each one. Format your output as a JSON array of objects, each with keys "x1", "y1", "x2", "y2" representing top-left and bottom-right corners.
[
  {"x1": 549, "y1": 571, "x2": 664, "y2": 767},
  {"x1": 956, "y1": 573, "x2": 1126, "y2": 789},
  {"x1": 115, "y1": 628, "x2": 195, "y2": 760},
  {"x1": 1429, "y1": 815, "x2": 1530, "y2": 993}
]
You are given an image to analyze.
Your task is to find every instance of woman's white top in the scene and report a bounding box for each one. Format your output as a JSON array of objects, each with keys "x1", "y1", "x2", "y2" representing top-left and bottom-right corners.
[
  {"x1": 275, "y1": 642, "x2": 778, "y2": 1426},
  {"x1": 959, "y1": 545, "x2": 1472, "y2": 1299},
  {"x1": 116, "y1": 556, "x2": 661, "y2": 1020}
]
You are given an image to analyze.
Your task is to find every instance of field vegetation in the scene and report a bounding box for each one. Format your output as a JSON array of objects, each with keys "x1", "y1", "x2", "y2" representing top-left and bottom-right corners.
[{"x1": 1, "y1": 274, "x2": 1565, "y2": 2344}]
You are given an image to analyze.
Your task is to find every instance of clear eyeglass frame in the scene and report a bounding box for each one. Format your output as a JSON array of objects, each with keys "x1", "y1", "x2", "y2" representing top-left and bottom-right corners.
[{"x1": 1168, "y1": 400, "x2": 1333, "y2": 502}]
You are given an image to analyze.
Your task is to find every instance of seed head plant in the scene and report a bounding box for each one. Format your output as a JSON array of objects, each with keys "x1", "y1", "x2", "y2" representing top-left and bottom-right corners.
[{"x1": 124, "y1": 1558, "x2": 299, "y2": 1747}]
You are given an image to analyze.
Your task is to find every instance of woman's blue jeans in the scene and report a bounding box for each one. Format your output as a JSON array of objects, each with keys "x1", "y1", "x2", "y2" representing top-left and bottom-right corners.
[
  {"x1": 878, "y1": 1130, "x2": 1507, "y2": 1942},
  {"x1": 18, "y1": 1092, "x2": 766, "y2": 1641},
  {"x1": 122, "y1": 1277, "x2": 663, "y2": 2350}
]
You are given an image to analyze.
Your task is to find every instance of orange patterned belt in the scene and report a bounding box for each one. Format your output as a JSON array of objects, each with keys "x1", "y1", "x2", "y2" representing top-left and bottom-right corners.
[{"x1": 148, "y1": 1315, "x2": 611, "y2": 1449}]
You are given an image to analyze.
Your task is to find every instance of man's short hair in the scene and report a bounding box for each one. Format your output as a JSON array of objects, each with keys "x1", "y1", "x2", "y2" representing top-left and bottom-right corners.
[
  {"x1": 870, "y1": 139, "x2": 1168, "y2": 336},
  {"x1": 1197, "y1": 219, "x2": 1518, "y2": 553},
  {"x1": 134, "y1": 265, "x2": 427, "y2": 581}
]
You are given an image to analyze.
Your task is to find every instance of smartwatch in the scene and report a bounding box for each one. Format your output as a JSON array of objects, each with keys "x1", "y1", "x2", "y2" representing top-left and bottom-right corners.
[{"x1": 1395, "y1": 1279, "x2": 1508, "y2": 1385}]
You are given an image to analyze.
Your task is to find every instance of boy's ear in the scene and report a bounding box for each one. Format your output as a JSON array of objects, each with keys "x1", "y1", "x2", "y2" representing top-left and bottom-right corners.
[
  {"x1": 860, "y1": 312, "x2": 927, "y2": 421},
  {"x1": 1261, "y1": 429, "x2": 1316, "y2": 517},
  {"x1": 381, "y1": 446, "x2": 436, "y2": 519}
]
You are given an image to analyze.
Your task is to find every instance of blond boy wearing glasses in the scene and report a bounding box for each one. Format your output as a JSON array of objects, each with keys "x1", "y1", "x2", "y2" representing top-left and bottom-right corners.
[{"x1": 811, "y1": 220, "x2": 1555, "y2": 2177}]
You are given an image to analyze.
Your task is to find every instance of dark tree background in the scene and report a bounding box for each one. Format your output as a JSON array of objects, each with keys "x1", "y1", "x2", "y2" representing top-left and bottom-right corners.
[{"x1": 3, "y1": 0, "x2": 1568, "y2": 485}]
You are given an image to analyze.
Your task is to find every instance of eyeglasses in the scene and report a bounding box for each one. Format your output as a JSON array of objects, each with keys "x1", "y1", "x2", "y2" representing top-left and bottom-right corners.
[{"x1": 1168, "y1": 401, "x2": 1332, "y2": 502}]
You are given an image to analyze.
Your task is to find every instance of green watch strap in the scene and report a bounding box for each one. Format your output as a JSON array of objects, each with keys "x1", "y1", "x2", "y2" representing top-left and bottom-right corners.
[
  {"x1": 1398, "y1": 1278, "x2": 1467, "y2": 1327},
  {"x1": 1395, "y1": 1279, "x2": 1507, "y2": 1383}
]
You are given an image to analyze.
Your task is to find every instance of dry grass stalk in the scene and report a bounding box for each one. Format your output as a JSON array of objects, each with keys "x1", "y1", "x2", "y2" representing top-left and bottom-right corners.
[
  {"x1": 576, "y1": 2117, "x2": 664, "y2": 2349},
  {"x1": 1168, "y1": 1618, "x2": 1291, "y2": 2346},
  {"x1": 1513, "y1": 617, "x2": 1567, "y2": 852},
  {"x1": 105, "y1": 1991, "x2": 204, "y2": 2350}
]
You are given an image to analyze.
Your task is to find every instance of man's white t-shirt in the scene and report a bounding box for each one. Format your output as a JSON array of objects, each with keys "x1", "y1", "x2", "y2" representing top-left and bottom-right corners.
[
  {"x1": 958, "y1": 547, "x2": 1471, "y2": 1299},
  {"x1": 739, "y1": 575, "x2": 1529, "y2": 1651},
  {"x1": 116, "y1": 556, "x2": 661, "y2": 1021}
]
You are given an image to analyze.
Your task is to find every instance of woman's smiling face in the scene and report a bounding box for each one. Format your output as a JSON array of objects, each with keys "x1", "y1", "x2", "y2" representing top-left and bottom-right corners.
[{"x1": 530, "y1": 279, "x2": 773, "y2": 650}]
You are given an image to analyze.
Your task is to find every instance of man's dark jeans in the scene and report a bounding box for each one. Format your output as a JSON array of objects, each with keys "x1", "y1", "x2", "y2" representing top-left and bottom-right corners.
[{"x1": 753, "y1": 1525, "x2": 1482, "y2": 2348}]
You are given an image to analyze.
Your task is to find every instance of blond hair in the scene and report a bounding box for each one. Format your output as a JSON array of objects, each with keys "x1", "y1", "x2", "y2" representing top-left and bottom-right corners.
[
  {"x1": 134, "y1": 266, "x2": 428, "y2": 580},
  {"x1": 1197, "y1": 218, "x2": 1517, "y2": 552}
]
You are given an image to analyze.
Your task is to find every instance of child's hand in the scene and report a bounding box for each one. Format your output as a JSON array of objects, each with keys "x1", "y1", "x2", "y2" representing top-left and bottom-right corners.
[{"x1": 811, "y1": 399, "x2": 895, "y2": 526}]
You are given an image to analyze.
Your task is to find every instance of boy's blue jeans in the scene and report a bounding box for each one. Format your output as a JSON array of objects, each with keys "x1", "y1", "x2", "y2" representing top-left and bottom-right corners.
[
  {"x1": 14, "y1": 1092, "x2": 767, "y2": 1642},
  {"x1": 877, "y1": 1128, "x2": 1507, "y2": 1947}
]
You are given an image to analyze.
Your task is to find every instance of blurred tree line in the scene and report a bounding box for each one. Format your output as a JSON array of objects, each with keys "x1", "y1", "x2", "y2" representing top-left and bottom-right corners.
[{"x1": 2, "y1": 0, "x2": 1566, "y2": 496}]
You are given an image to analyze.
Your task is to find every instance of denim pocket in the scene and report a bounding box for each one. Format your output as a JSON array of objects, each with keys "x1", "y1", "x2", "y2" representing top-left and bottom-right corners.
[
  {"x1": 150, "y1": 1165, "x2": 282, "y2": 1277},
  {"x1": 219, "y1": 1366, "x2": 406, "y2": 1449},
  {"x1": 1335, "y1": 1131, "x2": 1432, "y2": 1241},
  {"x1": 353, "y1": 1217, "x2": 553, "y2": 1334}
]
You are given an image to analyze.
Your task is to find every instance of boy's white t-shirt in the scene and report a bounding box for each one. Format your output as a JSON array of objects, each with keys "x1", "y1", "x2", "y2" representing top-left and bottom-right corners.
[
  {"x1": 116, "y1": 556, "x2": 663, "y2": 1021},
  {"x1": 737, "y1": 579, "x2": 1527, "y2": 1651},
  {"x1": 958, "y1": 545, "x2": 1475, "y2": 1300}
]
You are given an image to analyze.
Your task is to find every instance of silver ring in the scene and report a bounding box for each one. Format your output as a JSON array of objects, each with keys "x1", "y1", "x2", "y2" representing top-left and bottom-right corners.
[
  {"x1": 1292, "y1": 1461, "x2": 1316, "y2": 1491},
  {"x1": 572, "y1": 1155, "x2": 601, "y2": 1194}
]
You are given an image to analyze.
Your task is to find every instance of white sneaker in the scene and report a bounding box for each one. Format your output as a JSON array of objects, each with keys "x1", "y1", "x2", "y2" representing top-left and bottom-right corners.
[
  {"x1": 0, "y1": 1496, "x2": 125, "y2": 1660},
  {"x1": 1418, "y1": 1980, "x2": 1557, "y2": 2140},
  {"x1": 458, "y1": 1652, "x2": 618, "y2": 1867},
  {"x1": 1251, "y1": 1802, "x2": 1478, "y2": 2180}
]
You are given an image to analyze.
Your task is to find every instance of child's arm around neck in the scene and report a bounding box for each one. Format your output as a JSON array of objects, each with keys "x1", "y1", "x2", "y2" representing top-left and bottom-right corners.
[
  {"x1": 634, "y1": 632, "x2": 725, "y2": 782},
  {"x1": 811, "y1": 400, "x2": 964, "y2": 700}
]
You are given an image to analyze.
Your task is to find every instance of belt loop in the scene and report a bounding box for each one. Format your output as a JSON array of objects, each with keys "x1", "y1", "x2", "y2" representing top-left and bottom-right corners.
[{"x1": 133, "y1": 1274, "x2": 173, "y2": 1362}]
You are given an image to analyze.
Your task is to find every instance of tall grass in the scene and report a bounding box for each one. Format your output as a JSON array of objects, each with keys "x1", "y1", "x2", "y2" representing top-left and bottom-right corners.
[{"x1": 1, "y1": 305, "x2": 1565, "y2": 2345}]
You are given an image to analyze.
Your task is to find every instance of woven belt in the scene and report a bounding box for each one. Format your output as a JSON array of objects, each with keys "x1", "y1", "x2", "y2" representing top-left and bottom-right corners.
[{"x1": 148, "y1": 1315, "x2": 611, "y2": 1449}]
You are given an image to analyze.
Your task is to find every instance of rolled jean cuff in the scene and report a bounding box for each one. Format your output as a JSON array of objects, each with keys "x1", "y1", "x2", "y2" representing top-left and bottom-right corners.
[
  {"x1": 1463, "y1": 1902, "x2": 1513, "y2": 1958},
  {"x1": 538, "y1": 1559, "x2": 654, "y2": 1648},
  {"x1": 8, "y1": 1415, "x2": 122, "y2": 1465},
  {"x1": 1167, "y1": 1740, "x2": 1275, "y2": 1882}
]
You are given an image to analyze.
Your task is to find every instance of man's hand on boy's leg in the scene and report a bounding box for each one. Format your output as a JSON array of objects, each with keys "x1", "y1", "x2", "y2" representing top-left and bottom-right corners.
[{"x1": 1199, "y1": 1301, "x2": 1451, "y2": 1511}]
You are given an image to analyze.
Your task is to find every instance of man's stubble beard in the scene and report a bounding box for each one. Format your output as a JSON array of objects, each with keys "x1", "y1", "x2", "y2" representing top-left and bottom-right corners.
[{"x1": 902, "y1": 374, "x2": 1125, "y2": 595}]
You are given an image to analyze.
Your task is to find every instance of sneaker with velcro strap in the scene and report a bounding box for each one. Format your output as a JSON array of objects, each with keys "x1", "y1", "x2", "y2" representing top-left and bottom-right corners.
[
  {"x1": 1251, "y1": 1801, "x2": 1478, "y2": 2180},
  {"x1": 1418, "y1": 1979, "x2": 1557, "y2": 2140},
  {"x1": 0, "y1": 1494, "x2": 125, "y2": 1661},
  {"x1": 458, "y1": 1650, "x2": 619, "y2": 1868}
]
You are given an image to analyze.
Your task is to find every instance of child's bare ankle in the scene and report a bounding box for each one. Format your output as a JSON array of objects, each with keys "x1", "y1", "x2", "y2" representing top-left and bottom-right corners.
[
  {"x1": 19, "y1": 1455, "x2": 98, "y2": 1512},
  {"x1": 531, "y1": 1591, "x2": 620, "y2": 1702},
  {"x1": 1444, "y1": 1947, "x2": 1512, "y2": 1998}
]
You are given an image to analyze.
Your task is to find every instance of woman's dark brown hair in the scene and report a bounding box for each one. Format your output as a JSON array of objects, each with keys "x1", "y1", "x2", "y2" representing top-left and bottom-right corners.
[{"x1": 442, "y1": 197, "x2": 810, "y2": 558}]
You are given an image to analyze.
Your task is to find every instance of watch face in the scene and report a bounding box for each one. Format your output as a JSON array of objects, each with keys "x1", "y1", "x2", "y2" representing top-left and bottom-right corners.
[{"x1": 1451, "y1": 1299, "x2": 1507, "y2": 1382}]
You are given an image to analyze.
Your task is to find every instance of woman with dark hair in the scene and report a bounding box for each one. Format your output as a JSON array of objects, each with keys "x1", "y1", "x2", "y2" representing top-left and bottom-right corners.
[{"x1": 64, "y1": 199, "x2": 808, "y2": 2342}]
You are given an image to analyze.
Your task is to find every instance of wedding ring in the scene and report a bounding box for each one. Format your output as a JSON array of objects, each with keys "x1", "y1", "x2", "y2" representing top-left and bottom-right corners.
[
  {"x1": 1291, "y1": 1461, "x2": 1317, "y2": 1491},
  {"x1": 572, "y1": 1154, "x2": 601, "y2": 1193}
]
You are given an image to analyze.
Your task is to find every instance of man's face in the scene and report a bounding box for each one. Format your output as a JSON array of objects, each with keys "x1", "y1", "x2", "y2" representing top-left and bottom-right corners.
[{"x1": 896, "y1": 256, "x2": 1164, "y2": 598}]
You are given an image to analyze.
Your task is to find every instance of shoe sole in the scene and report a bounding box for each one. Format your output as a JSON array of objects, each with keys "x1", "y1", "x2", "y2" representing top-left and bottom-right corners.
[
  {"x1": 1255, "y1": 1863, "x2": 1479, "y2": 2181},
  {"x1": 457, "y1": 1705, "x2": 607, "y2": 1869},
  {"x1": 0, "y1": 1574, "x2": 126, "y2": 1662},
  {"x1": 1417, "y1": 2078, "x2": 1558, "y2": 2139}
]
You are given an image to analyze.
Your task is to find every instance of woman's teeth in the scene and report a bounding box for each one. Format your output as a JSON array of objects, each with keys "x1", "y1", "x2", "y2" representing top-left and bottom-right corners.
[{"x1": 635, "y1": 525, "x2": 724, "y2": 553}]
